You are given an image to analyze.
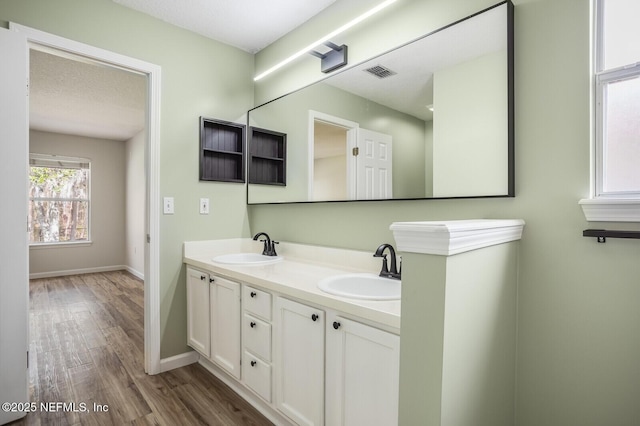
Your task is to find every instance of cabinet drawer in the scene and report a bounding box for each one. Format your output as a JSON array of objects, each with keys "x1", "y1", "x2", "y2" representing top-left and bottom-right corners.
[
  {"x1": 243, "y1": 314, "x2": 271, "y2": 361},
  {"x1": 243, "y1": 285, "x2": 271, "y2": 320},
  {"x1": 243, "y1": 351, "x2": 271, "y2": 402}
]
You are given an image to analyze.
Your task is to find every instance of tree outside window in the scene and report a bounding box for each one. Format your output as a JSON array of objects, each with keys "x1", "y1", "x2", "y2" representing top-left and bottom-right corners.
[{"x1": 28, "y1": 154, "x2": 90, "y2": 244}]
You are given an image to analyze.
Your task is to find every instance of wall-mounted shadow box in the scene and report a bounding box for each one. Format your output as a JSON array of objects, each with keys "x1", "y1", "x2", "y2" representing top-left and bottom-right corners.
[
  {"x1": 249, "y1": 127, "x2": 287, "y2": 185},
  {"x1": 199, "y1": 117, "x2": 246, "y2": 183}
]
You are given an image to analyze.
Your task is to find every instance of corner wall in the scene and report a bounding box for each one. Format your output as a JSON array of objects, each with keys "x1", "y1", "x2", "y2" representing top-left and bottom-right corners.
[{"x1": 125, "y1": 130, "x2": 145, "y2": 278}]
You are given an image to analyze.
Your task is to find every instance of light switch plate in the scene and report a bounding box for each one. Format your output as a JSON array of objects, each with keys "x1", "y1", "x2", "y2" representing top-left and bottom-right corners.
[
  {"x1": 200, "y1": 198, "x2": 210, "y2": 214},
  {"x1": 163, "y1": 197, "x2": 174, "y2": 214}
]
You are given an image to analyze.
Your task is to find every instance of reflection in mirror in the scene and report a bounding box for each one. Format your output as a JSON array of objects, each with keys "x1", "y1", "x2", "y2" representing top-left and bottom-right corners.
[{"x1": 248, "y1": 1, "x2": 513, "y2": 204}]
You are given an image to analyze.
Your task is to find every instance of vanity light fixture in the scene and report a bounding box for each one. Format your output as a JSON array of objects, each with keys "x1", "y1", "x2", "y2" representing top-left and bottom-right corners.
[
  {"x1": 309, "y1": 42, "x2": 348, "y2": 74},
  {"x1": 253, "y1": 0, "x2": 398, "y2": 81}
]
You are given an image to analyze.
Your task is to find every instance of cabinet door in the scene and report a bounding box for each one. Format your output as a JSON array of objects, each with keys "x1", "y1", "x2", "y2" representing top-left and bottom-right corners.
[
  {"x1": 186, "y1": 267, "x2": 210, "y2": 357},
  {"x1": 275, "y1": 297, "x2": 325, "y2": 426},
  {"x1": 326, "y1": 316, "x2": 400, "y2": 426},
  {"x1": 210, "y1": 275, "x2": 241, "y2": 379}
]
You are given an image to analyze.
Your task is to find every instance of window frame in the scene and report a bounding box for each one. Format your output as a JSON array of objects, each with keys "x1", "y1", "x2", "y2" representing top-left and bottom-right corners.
[
  {"x1": 28, "y1": 153, "x2": 92, "y2": 247},
  {"x1": 581, "y1": 0, "x2": 640, "y2": 222}
]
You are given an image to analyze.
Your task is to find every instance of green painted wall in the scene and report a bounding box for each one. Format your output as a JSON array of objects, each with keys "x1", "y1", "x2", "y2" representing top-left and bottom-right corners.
[
  {"x1": 0, "y1": 0, "x2": 254, "y2": 358},
  {"x1": 252, "y1": 0, "x2": 640, "y2": 425},
  {"x1": 4, "y1": 0, "x2": 640, "y2": 424}
]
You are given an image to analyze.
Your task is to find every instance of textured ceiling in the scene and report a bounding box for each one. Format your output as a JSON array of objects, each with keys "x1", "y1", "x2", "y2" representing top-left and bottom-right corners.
[
  {"x1": 30, "y1": 49, "x2": 146, "y2": 141},
  {"x1": 111, "y1": 0, "x2": 338, "y2": 53}
]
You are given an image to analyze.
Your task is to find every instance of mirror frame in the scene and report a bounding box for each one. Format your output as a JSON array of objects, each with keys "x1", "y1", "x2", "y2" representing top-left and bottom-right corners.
[{"x1": 247, "y1": 0, "x2": 514, "y2": 205}]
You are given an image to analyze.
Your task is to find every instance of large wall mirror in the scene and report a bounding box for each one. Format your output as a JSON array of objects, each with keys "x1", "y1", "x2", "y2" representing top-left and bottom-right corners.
[{"x1": 248, "y1": 1, "x2": 513, "y2": 204}]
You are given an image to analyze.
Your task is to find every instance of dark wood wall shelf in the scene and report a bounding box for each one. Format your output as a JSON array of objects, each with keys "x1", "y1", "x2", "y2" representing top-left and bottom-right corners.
[
  {"x1": 200, "y1": 117, "x2": 246, "y2": 183},
  {"x1": 249, "y1": 127, "x2": 287, "y2": 186}
]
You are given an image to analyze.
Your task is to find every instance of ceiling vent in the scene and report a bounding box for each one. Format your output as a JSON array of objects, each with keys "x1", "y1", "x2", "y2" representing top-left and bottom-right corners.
[{"x1": 364, "y1": 65, "x2": 397, "y2": 79}]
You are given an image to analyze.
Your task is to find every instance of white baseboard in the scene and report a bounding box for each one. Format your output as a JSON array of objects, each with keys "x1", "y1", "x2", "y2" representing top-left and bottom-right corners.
[
  {"x1": 159, "y1": 351, "x2": 200, "y2": 373},
  {"x1": 125, "y1": 266, "x2": 144, "y2": 280},
  {"x1": 29, "y1": 265, "x2": 127, "y2": 279},
  {"x1": 29, "y1": 265, "x2": 145, "y2": 280}
]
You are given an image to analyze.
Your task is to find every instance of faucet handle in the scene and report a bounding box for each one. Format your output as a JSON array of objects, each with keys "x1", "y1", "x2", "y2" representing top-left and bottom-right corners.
[
  {"x1": 259, "y1": 239, "x2": 269, "y2": 255},
  {"x1": 270, "y1": 241, "x2": 279, "y2": 256},
  {"x1": 380, "y1": 254, "x2": 389, "y2": 274}
]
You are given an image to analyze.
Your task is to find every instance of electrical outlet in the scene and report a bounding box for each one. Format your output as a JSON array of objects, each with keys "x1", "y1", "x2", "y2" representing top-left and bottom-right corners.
[
  {"x1": 163, "y1": 197, "x2": 174, "y2": 214},
  {"x1": 200, "y1": 198, "x2": 210, "y2": 215}
]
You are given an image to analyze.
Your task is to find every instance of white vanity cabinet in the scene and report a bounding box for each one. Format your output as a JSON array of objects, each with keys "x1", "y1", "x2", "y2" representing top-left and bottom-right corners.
[
  {"x1": 209, "y1": 274, "x2": 241, "y2": 379},
  {"x1": 186, "y1": 266, "x2": 241, "y2": 379},
  {"x1": 325, "y1": 316, "x2": 400, "y2": 426},
  {"x1": 184, "y1": 253, "x2": 400, "y2": 426},
  {"x1": 242, "y1": 285, "x2": 273, "y2": 402},
  {"x1": 186, "y1": 266, "x2": 210, "y2": 357},
  {"x1": 274, "y1": 297, "x2": 325, "y2": 426}
]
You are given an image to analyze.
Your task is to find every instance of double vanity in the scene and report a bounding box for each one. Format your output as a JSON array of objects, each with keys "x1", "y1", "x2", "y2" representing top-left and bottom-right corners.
[
  {"x1": 183, "y1": 237, "x2": 402, "y2": 426},
  {"x1": 184, "y1": 219, "x2": 525, "y2": 426}
]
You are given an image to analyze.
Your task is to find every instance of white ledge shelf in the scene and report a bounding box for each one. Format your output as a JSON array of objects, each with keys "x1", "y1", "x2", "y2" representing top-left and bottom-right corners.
[
  {"x1": 390, "y1": 219, "x2": 525, "y2": 256},
  {"x1": 579, "y1": 198, "x2": 640, "y2": 223}
]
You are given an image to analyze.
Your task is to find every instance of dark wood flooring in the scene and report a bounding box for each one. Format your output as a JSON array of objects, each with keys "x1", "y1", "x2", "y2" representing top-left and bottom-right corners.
[{"x1": 11, "y1": 271, "x2": 272, "y2": 426}]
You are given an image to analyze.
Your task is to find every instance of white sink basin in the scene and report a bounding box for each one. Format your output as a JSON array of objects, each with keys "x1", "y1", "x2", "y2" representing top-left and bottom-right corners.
[
  {"x1": 317, "y1": 273, "x2": 401, "y2": 300},
  {"x1": 212, "y1": 253, "x2": 283, "y2": 265}
]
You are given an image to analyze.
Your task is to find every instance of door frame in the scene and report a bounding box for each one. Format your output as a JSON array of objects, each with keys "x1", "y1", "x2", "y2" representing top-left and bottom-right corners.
[
  {"x1": 307, "y1": 110, "x2": 359, "y2": 200},
  {"x1": 9, "y1": 23, "x2": 162, "y2": 374}
]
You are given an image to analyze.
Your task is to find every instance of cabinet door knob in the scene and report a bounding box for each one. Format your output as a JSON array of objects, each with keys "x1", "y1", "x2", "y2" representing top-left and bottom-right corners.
[
  {"x1": 250, "y1": 360, "x2": 257, "y2": 367},
  {"x1": 333, "y1": 321, "x2": 341, "y2": 330},
  {"x1": 250, "y1": 291, "x2": 257, "y2": 298},
  {"x1": 311, "y1": 313, "x2": 319, "y2": 322},
  {"x1": 200, "y1": 275, "x2": 206, "y2": 281},
  {"x1": 209, "y1": 277, "x2": 215, "y2": 283},
  {"x1": 250, "y1": 321, "x2": 256, "y2": 328}
]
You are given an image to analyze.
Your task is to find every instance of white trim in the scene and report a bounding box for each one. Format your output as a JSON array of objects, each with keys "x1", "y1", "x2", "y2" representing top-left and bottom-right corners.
[
  {"x1": 592, "y1": 0, "x2": 640, "y2": 200},
  {"x1": 29, "y1": 241, "x2": 92, "y2": 249},
  {"x1": 159, "y1": 351, "x2": 200, "y2": 372},
  {"x1": 390, "y1": 219, "x2": 525, "y2": 256},
  {"x1": 579, "y1": 198, "x2": 640, "y2": 222},
  {"x1": 125, "y1": 265, "x2": 145, "y2": 280},
  {"x1": 307, "y1": 110, "x2": 359, "y2": 200},
  {"x1": 10, "y1": 23, "x2": 162, "y2": 375},
  {"x1": 28, "y1": 265, "x2": 129, "y2": 280}
]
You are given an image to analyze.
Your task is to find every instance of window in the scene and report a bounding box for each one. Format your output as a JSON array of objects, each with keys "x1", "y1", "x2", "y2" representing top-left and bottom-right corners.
[
  {"x1": 581, "y1": 0, "x2": 640, "y2": 221},
  {"x1": 28, "y1": 154, "x2": 91, "y2": 245}
]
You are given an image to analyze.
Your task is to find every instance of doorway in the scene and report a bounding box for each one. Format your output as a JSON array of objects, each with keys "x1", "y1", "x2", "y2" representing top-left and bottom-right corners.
[
  {"x1": 308, "y1": 110, "x2": 359, "y2": 201},
  {"x1": 10, "y1": 23, "x2": 162, "y2": 375}
]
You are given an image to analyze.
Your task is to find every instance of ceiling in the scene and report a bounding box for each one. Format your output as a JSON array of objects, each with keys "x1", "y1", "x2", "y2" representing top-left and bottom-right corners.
[
  {"x1": 30, "y1": 0, "x2": 338, "y2": 141},
  {"x1": 30, "y1": 49, "x2": 147, "y2": 141},
  {"x1": 112, "y1": 0, "x2": 338, "y2": 54}
]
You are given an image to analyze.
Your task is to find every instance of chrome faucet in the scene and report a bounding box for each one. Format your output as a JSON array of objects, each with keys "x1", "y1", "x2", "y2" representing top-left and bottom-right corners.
[
  {"x1": 252, "y1": 232, "x2": 279, "y2": 256},
  {"x1": 373, "y1": 243, "x2": 401, "y2": 280}
]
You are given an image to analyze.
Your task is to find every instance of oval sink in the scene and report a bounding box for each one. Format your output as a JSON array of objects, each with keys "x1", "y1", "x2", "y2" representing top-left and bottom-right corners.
[
  {"x1": 212, "y1": 253, "x2": 283, "y2": 265},
  {"x1": 317, "y1": 273, "x2": 401, "y2": 300}
]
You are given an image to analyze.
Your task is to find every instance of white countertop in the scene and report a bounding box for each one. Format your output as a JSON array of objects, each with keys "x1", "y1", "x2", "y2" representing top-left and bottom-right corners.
[{"x1": 183, "y1": 239, "x2": 401, "y2": 331}]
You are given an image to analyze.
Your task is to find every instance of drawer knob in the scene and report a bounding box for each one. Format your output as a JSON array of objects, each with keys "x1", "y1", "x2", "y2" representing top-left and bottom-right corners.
[
  {"x1": 311, "y1": 313, "x2": 319, "y2": 322},
  {"x1": 250, "y1": 360, "x2": 257, "y2": 367},
  {"x1": 250, "y1": 321, "x2": 256, "y2": 328},
  {"x1": 250, "y1": 291, "x2": 257, "y2": 298},
  {"x1": 333, "y1": 321, "x2": 341, "y2": 330}
]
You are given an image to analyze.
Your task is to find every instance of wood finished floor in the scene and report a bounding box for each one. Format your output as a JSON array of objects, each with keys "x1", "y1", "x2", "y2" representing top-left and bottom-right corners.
[{"x1": 12, "y1": 271, "x2": 273, "y2": 426}]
